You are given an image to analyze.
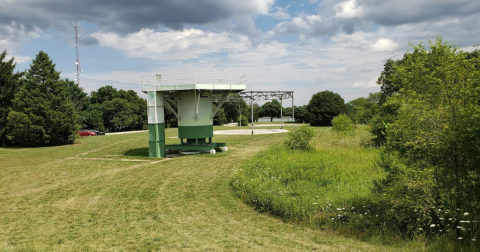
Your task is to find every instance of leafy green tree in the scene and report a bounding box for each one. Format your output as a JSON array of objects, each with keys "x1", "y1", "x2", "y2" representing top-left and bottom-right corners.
[
  {"x1": 81, "y1": 85, "x2": 147, "y2": 131},
  {"x1": 376, "y1": 59, "x2": 404, "y2": 105},
  {"x1": 102, "y1": 98, "x2": 137, "y2": 131},
  {"x1": 372, "y1": 37, "x2": 480, "y2": 236},
  {"x1": 0, "y1": 51, "x2": 25, "y2": 146},
  {"x1": 80, "y1": 103, "x2": 105, "y2": 132},
  {"x1": 369, "y1": 102, "x2": 399, "y2": 146},
  {"x1": 367, "y1": 92, "x2": 382, "y2": 105},
  {"x1": 347, "y1": 96, "x2": 378, "y2": 124},
  {"x1": 292, "y1": 105, "x2": 309, "y2": 123},
  {"x1": 237, "y1": 115, "x2": 248, "y2": 126},
  {"x1": 307, "y1": 91, "x2": 345, "y2": 126},
  {"x1": 259, "y1": 99, "x2": 281, "y2": 122},
  {"x1": 222, "y1": 97, "x2": 249, "y2": 123},
  {"x1": 213, "y1": 106, "x2": 227, "y2": 125},
  {"x1": 91, "y1": 85, "x2": 118, "y2": 104},
  {"x1": 7, "y1": 51, "x2": 77, "y2": 146}
]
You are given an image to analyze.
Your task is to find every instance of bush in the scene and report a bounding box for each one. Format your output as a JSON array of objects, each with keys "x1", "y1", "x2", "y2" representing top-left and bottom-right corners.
[
  {"x1": 237, "y1": 115, "x2": 248, "y2": 126},
  {"x1": 331, "y1": 114, "x2": 355, "y2": 134},
  {"x1": 284, "y1": 125, "x2": 316, "y2": 150}
]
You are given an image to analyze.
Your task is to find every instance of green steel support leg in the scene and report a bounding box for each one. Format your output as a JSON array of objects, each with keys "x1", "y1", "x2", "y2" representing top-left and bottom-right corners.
[{"x1": 148, "y1": 123, "x2": 165, "y2": 158}]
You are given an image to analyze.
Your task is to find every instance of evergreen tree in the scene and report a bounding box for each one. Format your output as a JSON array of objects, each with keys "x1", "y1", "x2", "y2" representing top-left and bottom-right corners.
[
  {"x1": 7, "y1": 51, "x2": 77, "y2": 146},
  {"x1": 0, "y1": 51, "x2": 25, "y2": 146}
]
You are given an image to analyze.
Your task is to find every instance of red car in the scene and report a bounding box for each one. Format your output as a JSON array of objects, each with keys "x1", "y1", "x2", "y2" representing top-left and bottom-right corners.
[{"x1": 78, "y1": 129, "x2": 97, "y2": 136}]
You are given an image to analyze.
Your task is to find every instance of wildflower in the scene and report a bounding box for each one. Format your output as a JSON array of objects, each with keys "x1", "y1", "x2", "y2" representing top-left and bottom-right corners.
[
  {"x1": 418, "y1": 228, "x2": 423, "y2": 231},
  {"x1": 464, "y1": 212, "x2": 469, "y2": 216},
  {"x1": 458, "y1": 237, "x2": 463, "y2": 240},
  {"x1": 457, "y1": 226, "x2": 463, "y2": 229},
  {"x1": 336, "y1": 208, "x2": 341, "y2": 211},
  {"x1": 460, "y1": 221, "x2": 465, "y2": 223},
  {"x1": 449, "y1": 218, "x2": 453, "y2": 221},
  {"x1": 351, "y1": 207, "x2": 355, "y2": 210},
  {"x1": 472, "y1": 239, "x2": 477, "y2": 242},
  {"x1": 439, "y1": 217, "x2": 444, "y2": 220},
  {"x1": 430, "y1": 224, "x2": 436, "y2": 228},
  {"x1": 313, "y1": 203, "x2": 318, "y2": 205},
  {"x1": 438, "y1": 209, "x2": 442, "y2": 212}
]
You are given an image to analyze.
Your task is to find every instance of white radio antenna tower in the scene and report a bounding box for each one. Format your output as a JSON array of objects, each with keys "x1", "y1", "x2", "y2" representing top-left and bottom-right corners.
[{"x1": 73, "y1": 20, "x2": 82, "y2": 87}]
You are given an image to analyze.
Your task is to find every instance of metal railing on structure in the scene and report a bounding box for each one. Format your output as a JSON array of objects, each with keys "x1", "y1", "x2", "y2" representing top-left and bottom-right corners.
[{"x1": 141, "y1": 72, "x2": 247, "y2": 89}]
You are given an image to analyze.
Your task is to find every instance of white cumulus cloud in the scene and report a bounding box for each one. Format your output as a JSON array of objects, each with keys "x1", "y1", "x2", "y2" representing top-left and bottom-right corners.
[{"x1": 334, "y1": 0, "x2": 364, "y2": 19}]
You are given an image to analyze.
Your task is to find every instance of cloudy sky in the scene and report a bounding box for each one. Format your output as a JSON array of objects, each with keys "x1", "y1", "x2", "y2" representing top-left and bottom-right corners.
[{"x1": 1, "y1": 0, "x2": 479, "y2": 104}]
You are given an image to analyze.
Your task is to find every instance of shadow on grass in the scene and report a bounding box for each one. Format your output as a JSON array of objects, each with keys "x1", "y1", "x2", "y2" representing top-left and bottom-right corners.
[{"x1": 124, "y1": 148, "x2": 149, "y2": 157}]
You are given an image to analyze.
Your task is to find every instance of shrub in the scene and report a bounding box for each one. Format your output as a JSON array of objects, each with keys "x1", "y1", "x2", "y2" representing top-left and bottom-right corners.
[
  {"x1": 331, "y1": 114, "x2": 355, "y2": 134},
  {"x1": 284, "y1": 125, "x2": 316, "y2": 150},
  {"x1": 237, "y1": 115, "x2": 248, "y2": 126}
]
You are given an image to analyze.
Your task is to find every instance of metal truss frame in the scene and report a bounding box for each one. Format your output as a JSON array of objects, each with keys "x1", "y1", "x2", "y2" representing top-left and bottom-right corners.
[{"x1": 214, "y1": 91, "x2": 295, "y2": 135}]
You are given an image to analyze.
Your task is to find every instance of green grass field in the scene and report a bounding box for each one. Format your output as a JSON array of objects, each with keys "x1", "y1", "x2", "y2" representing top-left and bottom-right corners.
[{"x1": 1, "y1": 126, "x2": 425, "y2": 251}]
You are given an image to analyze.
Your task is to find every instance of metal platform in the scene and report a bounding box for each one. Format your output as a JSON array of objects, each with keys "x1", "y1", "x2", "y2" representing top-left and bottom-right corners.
[
  {"x1": 141, "y1": 72, "x2": 246, "y2": 93},
  {"x1": 141, "y1": 72, "x2": 246, "y2": 157}
]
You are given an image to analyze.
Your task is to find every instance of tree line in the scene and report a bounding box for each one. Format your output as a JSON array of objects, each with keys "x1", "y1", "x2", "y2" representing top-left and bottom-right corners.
[{"x1": 0, "y1": 50, "x2": 147, "y2": 147}]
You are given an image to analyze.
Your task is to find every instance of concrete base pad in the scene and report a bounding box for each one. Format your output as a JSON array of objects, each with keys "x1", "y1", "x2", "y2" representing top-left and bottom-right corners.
[{"x1": 213, "y1": 129, "x2": 288, "y2": 135}]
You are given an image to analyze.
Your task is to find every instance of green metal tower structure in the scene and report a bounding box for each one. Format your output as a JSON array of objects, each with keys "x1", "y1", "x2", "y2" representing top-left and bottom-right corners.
[{"x1": 141, "y1": 73, "x2": 246, "y2": 157}]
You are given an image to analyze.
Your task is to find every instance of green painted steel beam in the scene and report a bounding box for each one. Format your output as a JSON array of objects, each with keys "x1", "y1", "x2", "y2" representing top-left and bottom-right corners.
[
  {"x1": 166, "y1": 144, "x2": 215, "y2": 151},
  {"x1": 148, "y1": 123, "x2": 165, "y2": 157},
  {"x1": 178, "y1": 125, "x2": 213, "y2": 139}
]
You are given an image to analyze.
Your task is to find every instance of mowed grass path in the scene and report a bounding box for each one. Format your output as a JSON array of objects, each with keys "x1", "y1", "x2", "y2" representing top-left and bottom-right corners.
[{"x1": 1, "y1": 127, "x2": 405, "y2": 251}]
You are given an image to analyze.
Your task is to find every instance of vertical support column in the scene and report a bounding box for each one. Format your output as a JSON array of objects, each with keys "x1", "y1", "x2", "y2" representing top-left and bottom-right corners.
[
  {"x1": 292, "y1": 95, "x2": 295, "y2": 131},
  {"x1": 238, "y1": 99, "x2": 241, "y2": 129},
  {"x1": 280, "y1": 98, "x2": 283, "y2": 129},
  {"x1": 251, "y1": 95, "x2": 254, "y2": 135},
  {"x1": 147, "y1": 91, "x2": 165, "y2": 158}
]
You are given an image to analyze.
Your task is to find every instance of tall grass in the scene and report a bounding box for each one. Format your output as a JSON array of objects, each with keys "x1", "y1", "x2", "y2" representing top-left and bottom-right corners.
[
  {"x1": 231, "y1": 126, "x2": 382, "y2": 226},
  {"x1": 231, "y1": 126, "x2": 479, "y2": 251}
]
